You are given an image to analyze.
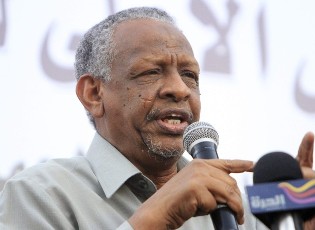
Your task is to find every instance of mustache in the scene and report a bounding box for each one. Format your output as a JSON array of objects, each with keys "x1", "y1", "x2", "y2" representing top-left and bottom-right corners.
[
  {"x1": 146, "y1": 108, "x2": 194, "y2": 123},
  {"x1": 146, "y1": 109, "x2": 160, "y2": 121}
]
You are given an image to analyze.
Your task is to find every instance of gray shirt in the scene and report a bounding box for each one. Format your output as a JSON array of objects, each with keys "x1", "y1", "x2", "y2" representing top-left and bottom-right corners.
[{"x1": 0, "y1": 133, "x2": 268, "y2": 229}]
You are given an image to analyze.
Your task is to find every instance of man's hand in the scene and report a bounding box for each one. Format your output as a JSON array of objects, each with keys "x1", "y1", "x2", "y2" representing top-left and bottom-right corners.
[
  {"x1": 296, "y1": 132, "x2": 315, "y2": 230},
  {"x1": 296, "y1": 132, "x2": 314, "y2": 178},
  {"x1": 128, "y1": 159, "x2": 253, "y2": 229}
]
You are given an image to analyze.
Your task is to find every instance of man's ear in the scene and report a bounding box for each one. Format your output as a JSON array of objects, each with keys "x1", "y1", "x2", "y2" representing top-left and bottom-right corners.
[{"x1": 76, "y1": 74, "x2": 105, "y2": 118}]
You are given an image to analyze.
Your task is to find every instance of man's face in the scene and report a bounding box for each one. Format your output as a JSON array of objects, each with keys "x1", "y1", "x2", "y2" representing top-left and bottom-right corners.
[{"x1": 98, "y1": 19, "x2": 201, "y2": 167}]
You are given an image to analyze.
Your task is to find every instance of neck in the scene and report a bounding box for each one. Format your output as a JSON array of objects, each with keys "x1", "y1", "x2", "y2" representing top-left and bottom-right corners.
[
  {"x1": 141, "y1": 162, "x2": 178, "y2": 189},
  {"x1": 132, "y1": 154, "x2": 181, "y2": 189}
]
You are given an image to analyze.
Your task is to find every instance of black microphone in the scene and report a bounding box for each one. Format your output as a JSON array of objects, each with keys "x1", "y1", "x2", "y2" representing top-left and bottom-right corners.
[
  {"x1": 252, "y1": 152, "x2": 304, "y2": 230},
  {"x1": 183, "y1": 121, "x2": 239, "y2": 230}
]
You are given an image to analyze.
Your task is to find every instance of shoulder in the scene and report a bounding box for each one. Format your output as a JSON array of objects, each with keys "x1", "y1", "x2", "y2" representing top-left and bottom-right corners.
[
  {"x1": 5, "y1": 156, "x2": 96, "y2": 191},
  {"x1": 0, "y1": 157, "x2": 95, "y2": 229}
]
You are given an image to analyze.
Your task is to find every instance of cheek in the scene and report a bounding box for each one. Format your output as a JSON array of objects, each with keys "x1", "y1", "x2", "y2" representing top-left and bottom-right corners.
[
  {"x1": 129, "y1": 87, "x2": 155, "y2": 110},
  {"x1": 115, "y1": 89, "x2": 154, "y2": 120},
  {"x1": 103, "y1": 85, "x2": 134, "y2": 117},
  {"x1": 190, "y1": 94, "x2": 201, "y2": 120},
  {"x1": 139, "y1": 95, "x2": 155, "y2": 109}
]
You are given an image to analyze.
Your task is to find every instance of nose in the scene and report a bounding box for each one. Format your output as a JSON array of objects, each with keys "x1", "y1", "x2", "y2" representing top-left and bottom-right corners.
[{"x1": 159, "y1": 71, "x2": 191, "y2": 102}]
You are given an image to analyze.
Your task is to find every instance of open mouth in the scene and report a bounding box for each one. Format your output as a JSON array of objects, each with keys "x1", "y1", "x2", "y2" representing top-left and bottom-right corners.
[
  {"x1": 156, "y1": 110, "x2": 192, "y2": 134},
  {"x1": 161, "y1": 114, "x2": 183, "y2": 125}
]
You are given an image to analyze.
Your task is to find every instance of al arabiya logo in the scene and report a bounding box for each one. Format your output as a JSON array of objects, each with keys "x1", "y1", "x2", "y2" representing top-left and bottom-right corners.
[{"x1": 279, "y1": 179, "x2": 315, "y2": 204}]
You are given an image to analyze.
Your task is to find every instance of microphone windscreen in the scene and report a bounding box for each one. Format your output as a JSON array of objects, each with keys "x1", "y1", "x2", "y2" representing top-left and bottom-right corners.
[
  {"x1": 252, "y1": 152, "x2": 310, "y2": 227},
  {"x1": 253, "y1": 151, "x2": 303, "y2": 184},
  {"x1": 183, "y1": 121, "x2": 219, "y2": 152}
]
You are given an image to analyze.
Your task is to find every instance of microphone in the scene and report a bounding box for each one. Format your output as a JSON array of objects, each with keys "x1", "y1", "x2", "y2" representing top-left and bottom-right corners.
[
  {"x1": 249, "y1": 152, "x2": 308, "y2": 230},
  {"x1": 183, "y1": 121, "x2": 239, "y2": 230}
]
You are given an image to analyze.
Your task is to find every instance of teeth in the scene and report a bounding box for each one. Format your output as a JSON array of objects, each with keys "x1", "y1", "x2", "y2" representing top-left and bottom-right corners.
[{"x1": 166, "y1": 119, "x2": 181, "y2": 124}]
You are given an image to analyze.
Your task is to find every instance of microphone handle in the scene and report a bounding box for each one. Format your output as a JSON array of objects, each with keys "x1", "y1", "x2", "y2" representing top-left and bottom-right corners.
[
  {"x1": 190, "y1": 141, "x2": 218, "y2": 159},
  {"x1": 191, "y1": 141, "x2": 239, "y2": 230}
]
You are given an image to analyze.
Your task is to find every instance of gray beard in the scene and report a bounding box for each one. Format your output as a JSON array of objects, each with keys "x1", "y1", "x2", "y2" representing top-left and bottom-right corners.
[{"x1": 143, "y1": 134, "x2": 183, "y2": 159}]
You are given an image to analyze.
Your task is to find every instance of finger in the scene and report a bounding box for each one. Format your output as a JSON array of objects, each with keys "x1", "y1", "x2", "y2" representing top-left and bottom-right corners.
[
  {"x1": 297, "y1": 132, "x2": 314, "y2": 168},
  {"x1": 205, "y1": 165, "x2": 243, "y2": 198},
  {"x1": 206, "y1": 159, "x2": 254, "y2": 173},
  {"x1": 194, "y1": 187, "x2": 218, "y2": 216},
  {"x1": 188, "y1": 160, "x2": 243, "y2": 198},
  {"x1": 301, "y1": 166, "x2": 315, "y2": 179},
  {"x1": 202, "y1": 176, "x2": 244, "y2": 224},
  {"x1": 304, "y1": 216, "x2": 315, "y2": 230}
]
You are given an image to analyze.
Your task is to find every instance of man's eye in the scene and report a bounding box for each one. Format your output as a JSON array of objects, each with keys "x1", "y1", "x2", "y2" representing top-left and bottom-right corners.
[
  {"x1": 143, "y1": 69, "x2": 161, "y2": 75},
  {"x1": 181, "y1": 71, "x2": 198, "y2": 80},
  {"x1": 181, "y1": 71, "x2": 199, "y2": 87}
]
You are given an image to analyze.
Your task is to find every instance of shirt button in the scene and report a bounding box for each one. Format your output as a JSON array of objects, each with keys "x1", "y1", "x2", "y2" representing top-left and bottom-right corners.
[{"x1": 137, "y1": 179, "x2": 148, "y2": 190}]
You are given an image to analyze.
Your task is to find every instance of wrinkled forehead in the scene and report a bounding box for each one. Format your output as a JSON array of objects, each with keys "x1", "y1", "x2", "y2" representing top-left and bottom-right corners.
[{"x1": 112, "y1": 18, "x2": 195, "y2": 56}]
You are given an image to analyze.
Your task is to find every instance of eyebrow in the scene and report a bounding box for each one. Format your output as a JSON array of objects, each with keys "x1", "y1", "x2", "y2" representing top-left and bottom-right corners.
[{"x1": 139, "y1": 55, "x2": 199, "y2": 69}]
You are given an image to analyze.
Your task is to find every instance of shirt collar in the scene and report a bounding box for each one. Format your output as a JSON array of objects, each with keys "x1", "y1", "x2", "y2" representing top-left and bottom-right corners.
[
  {"x1": 86, "y1": 132, "x2": 140, "y2": 198},
  {"x1": 86, "y1": 132, "x2": 190, "y2": 198}
]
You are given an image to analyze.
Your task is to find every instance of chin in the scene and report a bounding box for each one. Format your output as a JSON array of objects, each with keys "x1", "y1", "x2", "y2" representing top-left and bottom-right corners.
[
  {"x1": 147, "y1": 150, "x2": 183, "y2": 163},
  {"x1": 147, "y1": 144, "x2": 184, "y2": 159},
  {"x1": 143, "y1": 134, "x2": 184, "y2": 158}
]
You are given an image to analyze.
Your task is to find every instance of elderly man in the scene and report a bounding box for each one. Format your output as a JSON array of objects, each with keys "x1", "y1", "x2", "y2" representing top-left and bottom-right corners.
[{"x1": 0, "y1": 7, "x2": 314, "y2": 230}]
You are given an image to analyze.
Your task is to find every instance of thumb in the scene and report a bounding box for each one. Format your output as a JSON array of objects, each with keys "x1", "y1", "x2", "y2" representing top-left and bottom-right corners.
[{"x1": 296, "y1": 132, "x2": 314, "y2": 168}]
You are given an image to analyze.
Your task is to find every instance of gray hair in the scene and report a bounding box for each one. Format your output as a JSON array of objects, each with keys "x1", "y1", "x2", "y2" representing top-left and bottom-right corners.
[{"x1": 74, "y1": 7, "x2": 176, "y2": 127}]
